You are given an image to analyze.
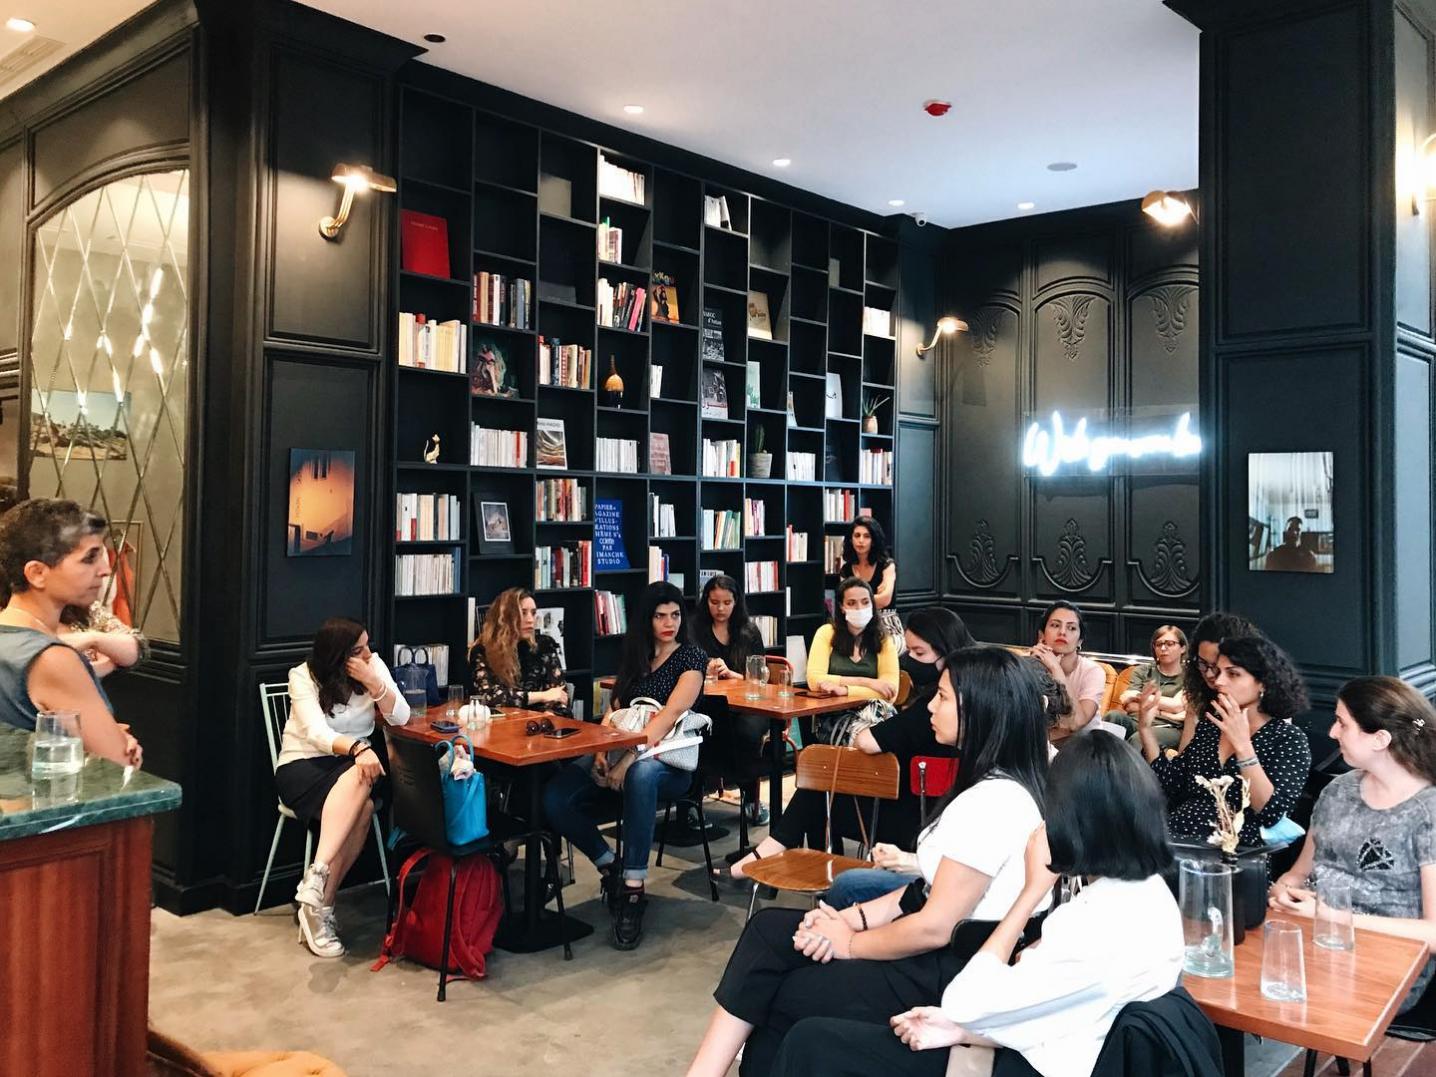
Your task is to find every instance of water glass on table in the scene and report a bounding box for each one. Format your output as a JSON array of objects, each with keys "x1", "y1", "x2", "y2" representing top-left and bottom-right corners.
[
  {"x1": 31, "y1": 710, "x2": 83, "y2": 779},
  {"x1": 465, "y1": 695, "x2": 490, "y2": 733},
  {"x1": 1315, "y1": 876, "x2": 1356, "y2": 951},
  {"x1": 1260, "y1": 920, "x2": 1308, "y2": 1002},
  {"x1": 445, "y1": 684, "x2": 465, "y2": 724},
  {"x1": 772, "y1": 665, "x2": 793, "y2": 699},
  {"x1": 744, "y1": 655, "x2": 768, "y2": 700}
]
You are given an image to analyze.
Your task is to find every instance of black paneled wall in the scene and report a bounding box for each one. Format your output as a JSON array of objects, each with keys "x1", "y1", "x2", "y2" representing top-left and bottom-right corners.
[{"x1": 939, "y1": 201, "x2": 1200, "y2": 651}]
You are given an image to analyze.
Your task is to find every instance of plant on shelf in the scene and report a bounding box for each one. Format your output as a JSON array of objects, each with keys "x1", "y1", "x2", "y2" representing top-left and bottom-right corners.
[
  {"x1": 748, "y1": 424, "x2": 772, "y2": 479},
  {"x1": 862, "y1": 394, "x2": 890, "y2": 434}
]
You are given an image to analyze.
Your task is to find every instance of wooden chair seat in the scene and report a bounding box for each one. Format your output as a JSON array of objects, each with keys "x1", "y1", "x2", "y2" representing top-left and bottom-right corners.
[{"x1": 743, "y1": 848, "x2": 874, "y2": 894}]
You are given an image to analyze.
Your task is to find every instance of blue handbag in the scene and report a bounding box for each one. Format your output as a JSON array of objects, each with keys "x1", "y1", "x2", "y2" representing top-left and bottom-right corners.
[{"x1": 434, "y1": 735, "x2": 489, "y2": 846}]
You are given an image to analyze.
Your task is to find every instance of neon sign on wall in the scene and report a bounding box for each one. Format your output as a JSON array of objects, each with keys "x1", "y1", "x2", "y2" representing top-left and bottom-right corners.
[{"x1": 1022, "y1": 411, "x2": 1202, "y2": 476}]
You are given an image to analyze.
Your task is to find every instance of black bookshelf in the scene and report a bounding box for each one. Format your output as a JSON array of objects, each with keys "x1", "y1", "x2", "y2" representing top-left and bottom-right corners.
[{"x1": 392, "y1": 84, "x2": 899, "y2": 717}]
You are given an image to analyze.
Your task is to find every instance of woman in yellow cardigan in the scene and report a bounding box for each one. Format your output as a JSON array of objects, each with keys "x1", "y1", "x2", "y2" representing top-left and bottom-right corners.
[{"x1": 806, "y1": 576, "x2": 901, "y2": 701}]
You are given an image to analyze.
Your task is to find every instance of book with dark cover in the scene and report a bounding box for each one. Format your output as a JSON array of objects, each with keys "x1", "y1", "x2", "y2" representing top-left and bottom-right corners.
[
  {"x1": 701, "y1": 367, "x2": 729, "y2": 420},
  {"x1": 701, "y1": 307, "x2": 725, "y2": 364}
]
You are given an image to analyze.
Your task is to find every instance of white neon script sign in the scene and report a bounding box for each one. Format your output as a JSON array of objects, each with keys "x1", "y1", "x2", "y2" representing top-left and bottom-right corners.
[{"x1": 1022, "y1": 411, "x2": 1202, "y2": 475}]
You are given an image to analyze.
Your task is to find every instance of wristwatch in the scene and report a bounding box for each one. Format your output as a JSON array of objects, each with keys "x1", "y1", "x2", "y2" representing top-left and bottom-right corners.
[
  {"x1": 348, "y1": 737, "x2": 372, "y2": 759},
  {"x1": 1235, "y1": 755, "x2": 1260, "y2": 769}
]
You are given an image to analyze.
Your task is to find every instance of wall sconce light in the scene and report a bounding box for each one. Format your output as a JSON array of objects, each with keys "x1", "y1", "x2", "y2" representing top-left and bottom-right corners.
[
  {"x1": 915, "y1": 315, "x2": 969, "y2": 356},
  {"x1": 1412, "y1": 133, "x2": 1436, "y2": 215},
  {"x1": 1141, "y1": 190, "x2": 1196, "y2": 227},
  {"x1": 319, "y1": 163, "x2": 396, "y2": 240}
]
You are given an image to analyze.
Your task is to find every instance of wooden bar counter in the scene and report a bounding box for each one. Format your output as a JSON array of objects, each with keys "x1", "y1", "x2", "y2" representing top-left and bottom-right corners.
[{"x1": 0, "y1": 726, "x2": 181, "y2": 1077}]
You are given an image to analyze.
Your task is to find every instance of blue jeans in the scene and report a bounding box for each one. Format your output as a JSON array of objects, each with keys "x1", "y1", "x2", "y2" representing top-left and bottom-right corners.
[
  {"x1": 826, "y1": 867, "x2": 919, "y2": 908},
  {"x1": 542, "y1": 755, "x2": 691, "y2": 881}
]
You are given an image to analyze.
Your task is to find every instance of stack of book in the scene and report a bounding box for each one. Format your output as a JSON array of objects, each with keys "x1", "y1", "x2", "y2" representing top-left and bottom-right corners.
[
  {"x1": 395, "y1": 492, "x2": 461, "y2": 542},
  {"x1": 398, "y1": 313, "x2": 467, "y2": 372},
  {"x1": 787, "y1": 452, "x2": 817, "y2": 482},
  {"x1": 473, "y1": 272, "x2": 533, "y2": 329},
  {"x1": 597, "y1": 278, "x2": 647, "y2": 331},
  {"x1": 539, "y1": 336, "x2": 592, "y2": 388},
  {"x1": 471, "y1": 426, "x2": 529, "y2": 468},
  {"x1": 860, "y1": 448, "x2": 894, "y2": 485},
  {"x1": 862, "y1": 306, "x2": 893, "y2": 337},
  {"x1": 599, "y1": 154, "x2": 646, "y2": 204},
  {"x1": 596, "y1": 437, "x2": 640, "y2": 473},
  {"x1": 825, "y1": 535, "x2": 846, "y2": 574},
  {"x1": 753, "y1": 615, "x2": 779, "y2": 648},
  {"x1": 597, "y1": 218, "x2": 623, "y2": 262},
  {"x1": 702, "y1": 509, "x2": 742, "y2": 550},
  {"x1": 537, "y1": 478, "x2": 587, "y2": 521},
  {"x1": 744, "y1": 560, "x2": 780, "y2": 594},
  {"x1": 594, "y1": 589, "x2": 629, "y2": 636},
  {"x1": 743, "y1": 497, "x2": 767, "y2": 537},
  {"x1": 534, "y1": 542, "x2": 592, "y2": 590},
  {"x1": 785, "y1": 526, "x2": 809, "y2": 562},
  {"x1": 702, "y1": 438, "x2": 741, "y2": 477},
  {"x1": 650, "y1": 495, "x2": 678, "y2": 537},
  {"x1": 395, "y1": 551, "x2": 461, "y2": 596},
  {"x1": 647, "y1": 545, "x2": 670, "y2": 583},
  {"x1": 824, "y1": 488, "x2": 858, "y2": 522}
]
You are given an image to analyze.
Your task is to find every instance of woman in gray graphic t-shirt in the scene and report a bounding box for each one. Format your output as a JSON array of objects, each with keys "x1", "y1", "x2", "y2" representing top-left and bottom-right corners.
[{"x1": 1269, "y1": 676, "x2": 1436, "y2": 1011}]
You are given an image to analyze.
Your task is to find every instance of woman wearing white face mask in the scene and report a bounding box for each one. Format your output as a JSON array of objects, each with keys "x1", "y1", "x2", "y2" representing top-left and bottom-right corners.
[{"x1": 806, "y1": 577, "x2": 900, "y2": 702}]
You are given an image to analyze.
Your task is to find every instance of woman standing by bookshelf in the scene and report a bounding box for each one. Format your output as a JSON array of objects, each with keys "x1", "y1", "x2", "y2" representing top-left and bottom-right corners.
[
  {"x1": 692, "y1": 574, "x2": 771, "y2": 827},
  {"x1": 468, "y1": 587, "x2": 571, "y2": 715},
  {"x1": 836, "y1": 516, "x2": 896, "y2": 611}
]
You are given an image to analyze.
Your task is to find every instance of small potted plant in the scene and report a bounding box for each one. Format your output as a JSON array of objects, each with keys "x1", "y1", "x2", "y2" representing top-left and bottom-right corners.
[
  {"x1": 748, "y1": 423, "x2": 772, "y2": 478},
  {"x1": 862, "y1": 394, "x2": 889, "y2": 434}
]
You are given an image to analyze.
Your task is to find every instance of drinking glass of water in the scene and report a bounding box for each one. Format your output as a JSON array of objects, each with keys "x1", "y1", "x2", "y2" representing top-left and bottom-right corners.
[
  {"x1": 445, "y1": 685, "x2": 465, "y2": 724},
  {"x1": 1260, "y1": 920, "x2": 1308, "y2": 1002},
  {"x1": 772, "y1": 665, "x2": 793, "y2": 699},
  {"x1": 1315, "y1": 877, "x2": 1356, "y2": 951},
  {"x1": 31, "y1": 710, "x2": 83, "y2": 779},
  {"x1": 745, "y1": 655, "x2": 768, "y2": 700}
]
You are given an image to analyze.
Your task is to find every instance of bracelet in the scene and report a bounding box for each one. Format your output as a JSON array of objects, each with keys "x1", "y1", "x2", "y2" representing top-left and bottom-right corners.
[
  {"x1": 369, "y1": 683, "x2": 390, "y2": 705},
  {"x1": 1235, "y1": 755, "x2": 1260, "y2": 769},
  {"x1": 857, "y1": 906, "x2": 869, "y2": 931}
]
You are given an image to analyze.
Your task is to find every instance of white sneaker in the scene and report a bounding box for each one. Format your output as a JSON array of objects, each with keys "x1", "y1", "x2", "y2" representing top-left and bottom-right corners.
[
  {"x1": 294, "y1": 860, "x2": 330, "y2": 909},
  {"x1": 296, "y1": 902, "x2": 345, "y2": 958}
]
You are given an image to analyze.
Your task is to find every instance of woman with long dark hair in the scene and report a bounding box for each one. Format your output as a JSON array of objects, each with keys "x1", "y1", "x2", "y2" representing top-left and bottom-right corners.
[
  {"x1": 837, "y1": 515, "x2": 896, "y2": 610},
  {"x1": 1176, "y1": 611, "x2": 1260, "y2": 752},
  {"x1": 543, "y1": 581, "x2": 707, "y2": 950},
  {"x1": 806, "y1": 577, "x2": 899, "y2": 701},
  {"x1": 276, "y1": 616, "x2": 409, "y2": 957},
  {"x1": 1138, "y1": 633, "x2": 1311, "y2": 847},
  {"x1": 468, "y1": 586, "x2": 569, "y2": 713},
  {"x1": 686, "y1": 647, "x2": 1050, "y2": 1077}
]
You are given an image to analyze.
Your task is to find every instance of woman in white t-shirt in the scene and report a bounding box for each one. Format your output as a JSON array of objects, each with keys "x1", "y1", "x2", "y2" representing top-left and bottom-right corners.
[
  {"x1": 770, "y1": 731, "x2": 1185, "y2": 1077},
  {"x1": 686, "y1": 646, "x2": 1052, "y2": 1077}
]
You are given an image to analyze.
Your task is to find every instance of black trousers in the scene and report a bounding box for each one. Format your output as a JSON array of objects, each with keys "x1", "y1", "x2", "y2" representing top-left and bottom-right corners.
[
  {"x1": 714, "y1": 907, "x2": 977, "y2": 1077},
  {"x1": 771, "y1": 1017, "x2": 1042, "y2": 1077}
]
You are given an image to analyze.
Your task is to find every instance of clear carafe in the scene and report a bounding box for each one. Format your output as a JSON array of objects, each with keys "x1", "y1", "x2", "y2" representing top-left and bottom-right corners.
[{"x1": 1180, "y1": 858, "x2": 1236, "y2": 978}]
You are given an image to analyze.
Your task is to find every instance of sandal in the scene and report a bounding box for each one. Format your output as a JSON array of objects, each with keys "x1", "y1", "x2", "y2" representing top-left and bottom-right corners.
[{"x1": 714, "y1": 847, "x2": 762, "y2": 886}]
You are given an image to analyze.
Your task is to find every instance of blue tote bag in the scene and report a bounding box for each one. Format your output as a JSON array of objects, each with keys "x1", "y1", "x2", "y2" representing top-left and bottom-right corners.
[{"x1": 434, "y1": 735, "x2": 489, "y2": 846}]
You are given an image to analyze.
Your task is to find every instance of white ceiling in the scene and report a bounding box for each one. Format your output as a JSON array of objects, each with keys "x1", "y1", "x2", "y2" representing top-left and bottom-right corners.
[
  {"x1": 303, "y1": 0, "x2": 1199, "y2": 228},
  {"x1": 0, "y1": 0, "x2": 150, "y2": 101}
]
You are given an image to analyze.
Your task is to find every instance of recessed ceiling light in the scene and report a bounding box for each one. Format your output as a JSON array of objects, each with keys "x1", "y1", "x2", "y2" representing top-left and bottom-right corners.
[
  {"x1": 772, "y1": 158, "x2": 791, "y2": 168},
  {"x1": 1017, "y1": 201, "x2": 1036, "y2": 211},
  {"x1": 5, "y1": 17, "x2": 35, "y2": 32},
  {"x1": 623, "y1": 104, "x2": 645, "y2": 115},
  {"x1": 422, "y1": 33, "x2": 445, "y2": 43},
  {"x1": 888, "y1": 199, "x2": 906, "y2": 208},
  {"x1": 1047, "y1": 161, "x2": 1077, "y2": 172}
]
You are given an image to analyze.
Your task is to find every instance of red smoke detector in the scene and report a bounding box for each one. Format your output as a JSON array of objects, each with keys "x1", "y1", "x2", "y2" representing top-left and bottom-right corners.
[{"x1": 923, "y1": 99, "x2": 952, "y2": 117}]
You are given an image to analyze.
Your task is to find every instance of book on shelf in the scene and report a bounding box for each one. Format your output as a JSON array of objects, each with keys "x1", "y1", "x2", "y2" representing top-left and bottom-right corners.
[
  {"x1": 596, "y1": 437, "x2": 640, "y2": 473},
  {"x1": 395, "y1": 550, "x2": 461, "y2": 596},
  {"x1": 648, "y1": 432, "x2": 672, "y2": 476},
  {"x1": 701, "y1": 438, "x2": 740, "y2": 478},
  {"x1": 785, "y1": 525, "x2": 809, "y2": 562},
  {"x1": 743, "y1": 497, "x2": 767, "y2": 537},
  {"x1": 786, "y1": 634, "x2": 809, "y2": 684},
  {"x1": 472, "y1": 272, "x2": 533, "y2": 330},
  {"x1": 594, "y1": 589, "x2": 628, "y2": 636},
  {"x1": 744, "y1": 560, "x2": 779, "y2": 593},
  {"x1": 393, "y1": 643, "x2": 450, "y2": 687},
  {"x1": 824, "y1": 488, "x2": 858, "y2": 524},
  {"x1": 745, "y1": 361, "x2": 761, "y2": 408},
  {"x1": 395, "y1": 492, "x2": 461, "y2": 542},
  {"x1": 650, "y1": 365, "x2": 664, "y2": 398},
  {"x1": 863, "y1": 306, "x2": 893, "y2": 337},
  {"x1": 746, "y1": 291, "x2": 773, "y2": 340},
  {"x1": 701, "y1": 509, "x2": 742, "y2": 550},
  {"x1": 649, "y1": 494, "x2": 678, "y2": 537},
  {"x1": 752, "y1": 615, "x2": 779, "y2": 648},
  {"x1": 594, "y1": 498, "x2": 630, "y2": 571},
  {"x1": 825, "y1": 534, "x2": 846, "y2": 574},
  {"x1": 860, "y1": 448, "x2": 894, "y2": 485},
  {"x1": 597, "y1": 278, "x2": 647, "y2": 331},
  {"x1": 400, "y1": 209, "x2": 450, "y2": 277},
  {"x1": 535, "y1": 606, "x2": 568, "y2": 667},
  {"x1": 787, "y1": 451, "x2": 816, "y2": 482},
  {"x1": 536, "y1": 417, "x2": 568, "y2": 469},
  {"x1": 788, "y1": 391, "x2": 797, "y2": 428},
  {"x1": 647, "y1": 545, "x2": 671, "y2": 583},
  {"x1": 470, "y1": 336, "x2": 518, "y2": 397},
  {"x1": 534, "y1": 541, "x2": 592, "y2": 589},
  {"x1": 651, "y1": 273, "x2": 680, "y2": 323},
  {"x1": 470, "y1": 425, "x2": 529, "y2": 468},
  {"x1": 398, "y1": 313, "x2": 467, "y2": 373},
  {"x1": 825, "y1": 372, "x2": 844, "y2": 420},
  {"x1": 700, "y1": 366, "x2": 729, "y2": 419},
  {"x1": 476, "y1": 499, "x2": 514, "y2": 553},
  {"x1": 698, "y1": 568, "x2": 720, "y2": 590},
  {"x1": 597, "y1": 218, "x2": 623, "y2": 263},
  {"x1": 703, "y1": 194, "x2": 732, "y2": 229},
  {"x1": 701, "y1": 307, "x2": 725, "y2": 364},
  {"x1": 538, "y1": 336, "x2": 592, "y2": 389},
  {"x1": 599, "y1": 154, "x2": 646, "y2": 204},
  {"x1": 536, "y1": 478, "x2": 587, "y2": 521}
]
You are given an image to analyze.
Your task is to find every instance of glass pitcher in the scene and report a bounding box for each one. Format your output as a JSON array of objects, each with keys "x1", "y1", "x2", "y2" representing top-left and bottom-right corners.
[
  {"x1": 745, "y1": 654, "x2": 768, "y2": 699},
  {"x1": 395, "y1": 663, "x2": 428, "y2": 715},
  {"x1": 1180, "y1": 858, "x2": 1236, "y2": 978}
]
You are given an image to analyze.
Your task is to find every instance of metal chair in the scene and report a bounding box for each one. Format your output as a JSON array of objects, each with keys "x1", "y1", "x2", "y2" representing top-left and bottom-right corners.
[{"x1": 254, "y1": 681, "x2": 390, "y2": 914}]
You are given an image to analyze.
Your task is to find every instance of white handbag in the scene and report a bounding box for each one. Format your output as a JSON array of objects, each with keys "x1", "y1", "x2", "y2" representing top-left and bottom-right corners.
[{"x1": 593, "y1": 696, "x2": 712, "y2": 789}]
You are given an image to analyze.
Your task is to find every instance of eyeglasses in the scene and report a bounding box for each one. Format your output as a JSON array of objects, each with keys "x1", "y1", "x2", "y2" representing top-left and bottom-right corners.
[
  {"x1": 525, "y1": 717, "x2": 556, "y2": 736},
  {"x1": 1154, "y1": 640, "x2": 1183, "y2": 649},
  {"x1": 1192, "y1": 656, "x2": 1217, "y2": 675}
]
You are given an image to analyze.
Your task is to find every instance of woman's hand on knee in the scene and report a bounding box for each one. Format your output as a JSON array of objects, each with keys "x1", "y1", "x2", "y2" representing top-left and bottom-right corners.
[{"x1": 354, "y1": 746, "x2": 384, "y2": 783}]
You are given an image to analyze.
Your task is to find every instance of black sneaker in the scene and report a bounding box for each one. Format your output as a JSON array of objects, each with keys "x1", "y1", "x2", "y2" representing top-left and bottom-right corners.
[
  {"x1": 611, "y1": 887, "x2": 648, "y2": 950},
  {"x1": 598, "y1": 862, "x2": 623, "y2": 914},
  {"x1": 745, "y1": 799, "x2": 770, "y2": 827}
]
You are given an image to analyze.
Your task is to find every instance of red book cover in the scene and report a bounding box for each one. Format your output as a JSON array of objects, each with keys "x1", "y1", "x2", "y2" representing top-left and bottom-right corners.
[{"x1": 400, "y1": 209, "x2": 450, "y2": 277}]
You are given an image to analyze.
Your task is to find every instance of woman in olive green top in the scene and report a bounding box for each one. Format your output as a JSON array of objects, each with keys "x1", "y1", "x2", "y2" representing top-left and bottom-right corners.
[
  {"x1": 805, "y1": 578, "x2": 900, "y2": 702},
  {"x1": 1106, "y1": 624, "x2": 1187, "y2": 749}
]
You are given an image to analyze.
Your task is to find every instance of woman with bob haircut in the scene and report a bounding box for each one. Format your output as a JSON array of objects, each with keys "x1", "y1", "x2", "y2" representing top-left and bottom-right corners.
[{"x1": 769, "y1": 733, "x2": 1184, "y2": 1077}]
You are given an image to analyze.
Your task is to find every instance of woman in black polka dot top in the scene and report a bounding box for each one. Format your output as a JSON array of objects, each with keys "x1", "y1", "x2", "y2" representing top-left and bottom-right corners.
[{"x1": 1136, "y1": 633, "x2": 1311, "y2": 847}]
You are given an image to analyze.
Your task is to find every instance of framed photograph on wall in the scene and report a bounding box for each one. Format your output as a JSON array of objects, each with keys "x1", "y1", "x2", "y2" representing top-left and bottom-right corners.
[
  {"x1": 1247, "y1": 451, "x2": 1334, "y2": 573},
  {"x1": 287, "y1": 449, "x2": 355, "y2": 557},
  {"x1": 476, "y1": 499, "x2": 513, "y2": 554}
]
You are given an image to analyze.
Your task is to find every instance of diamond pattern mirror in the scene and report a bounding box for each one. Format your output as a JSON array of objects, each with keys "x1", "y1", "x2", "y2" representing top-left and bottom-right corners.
[{"x1": 29, "y1": 170, "x2": 190, "y2": 644}]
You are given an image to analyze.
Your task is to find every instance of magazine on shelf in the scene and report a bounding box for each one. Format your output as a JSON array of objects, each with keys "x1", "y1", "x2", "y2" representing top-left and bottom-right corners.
[
  {"x1": 470, "y1": 337, "x2": 518, "y2": 398},
  {"x1": 649, "y1": 432, "x2": 672, "y2": 475},
  {"x1": 746, "y1": 291, "x2": 772, "y2": 340},
  {"x1": 825, "y1": 372, "x2": 844, "y2": 420},
  {"x1": 701, "y1": 367, "x2": 729, "y2": 419},
  {"x1": 746, "y1": 361, "x2": 762, "y2": 408},
  {"x1": 650, "y1": 273, "x2": 680, "y2": 323},
  {"x1": 536, "y1": 417, "x2": 568, "y2": 469},
  {"x1": 535, "y1": 607, "x2": 567, "y2": 667},
  {"x1": 701, "y1": 307, "x2": 725, "y2": 364}
]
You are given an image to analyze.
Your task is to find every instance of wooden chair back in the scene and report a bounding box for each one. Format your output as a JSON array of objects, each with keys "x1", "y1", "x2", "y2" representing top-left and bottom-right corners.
[
  {"x1": 1002, "y1": 644, "x2": 1032, "y2": 657},
  {"x1": 795, "y1": 744, "x2": 901, "y2": 801},
  {"x1": 1094, "y1": 660, "x2": 1119, "y2": 714},
  {"x1": 895, "y1": 669, "x2": 913, "y2": 707}
]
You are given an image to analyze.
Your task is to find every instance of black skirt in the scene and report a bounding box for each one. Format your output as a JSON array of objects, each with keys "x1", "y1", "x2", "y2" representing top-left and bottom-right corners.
[{"x1": 274, "y1": 749, "x2": 385, "y2": 824}]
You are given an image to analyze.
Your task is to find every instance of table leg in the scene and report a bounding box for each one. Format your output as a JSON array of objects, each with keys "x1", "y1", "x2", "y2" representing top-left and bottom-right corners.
[
  {"x1": 493, "y1": 769, "x2": 594, "y2": 954},
  {"x1": 1217, "y1": 1026, "x2": 1244, "y2": 1077},
  {"x1": 768, "y1": 718, "x2": 784, "y2": 825}
]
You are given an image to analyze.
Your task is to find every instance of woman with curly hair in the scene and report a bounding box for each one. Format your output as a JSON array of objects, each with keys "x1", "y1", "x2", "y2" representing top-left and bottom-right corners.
[
  {"x1": 1137, "y1": 634, "x2": 1311, "y2": 847},
  {"x1": 468, "y1": 587, "x2": 570, "y2": 713},
  {"x1": 1176, "y1": 611, "x2": 1261, "y2": 751}
]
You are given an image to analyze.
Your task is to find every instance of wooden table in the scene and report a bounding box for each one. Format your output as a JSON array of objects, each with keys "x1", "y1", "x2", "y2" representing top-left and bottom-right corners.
[
  {"x1": 390, "y1": 710, "x2": 643, "y2": 953},
  {"x1": 1183, "y1": 922, "x2": 1429, "y2": 1073}
]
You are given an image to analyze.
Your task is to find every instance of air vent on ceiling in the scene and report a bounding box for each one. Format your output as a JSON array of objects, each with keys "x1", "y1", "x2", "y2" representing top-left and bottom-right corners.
[{"x1": 0, "y1": 36, "x2": 64, "y2": 83}]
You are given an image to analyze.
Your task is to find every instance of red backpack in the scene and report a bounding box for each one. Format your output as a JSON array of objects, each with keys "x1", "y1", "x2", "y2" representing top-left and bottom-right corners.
[{"x1": 371, "y1": 848, "x2": 503, "y2": 982}]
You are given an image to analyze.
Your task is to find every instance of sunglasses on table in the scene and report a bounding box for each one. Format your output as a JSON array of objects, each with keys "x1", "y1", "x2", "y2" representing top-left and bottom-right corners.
[{"x1": 525, "y1": 717, "x2": 557, "y2": 736}]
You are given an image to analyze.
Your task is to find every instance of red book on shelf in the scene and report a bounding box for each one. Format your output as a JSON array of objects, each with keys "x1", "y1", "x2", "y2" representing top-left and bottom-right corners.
[{"x1": 400, "y1": 209, "x2": 450, "y2": 278}]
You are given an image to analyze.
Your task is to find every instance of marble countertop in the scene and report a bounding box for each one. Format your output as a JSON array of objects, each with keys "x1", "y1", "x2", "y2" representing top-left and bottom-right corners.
[{"x1": 0, "y1": 725, "x2": 181, "y2": 841}]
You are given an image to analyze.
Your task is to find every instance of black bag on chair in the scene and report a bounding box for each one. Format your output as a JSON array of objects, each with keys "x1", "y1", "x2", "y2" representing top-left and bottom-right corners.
[{"x1": 395, "y1": 645, "x2": 443, "y2": 707}]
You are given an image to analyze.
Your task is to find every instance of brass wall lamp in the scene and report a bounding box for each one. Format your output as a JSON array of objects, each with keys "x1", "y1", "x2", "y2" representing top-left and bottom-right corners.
[
  {"x1": 1141, "y1": 190, "x2": 1196, "y2": 227},
  {"x1": 915, "y1": 315, "x2": 969, "y2": 356},
  {"x1": 319, "y1": 163, "x2": 396, "y2": 240}
]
